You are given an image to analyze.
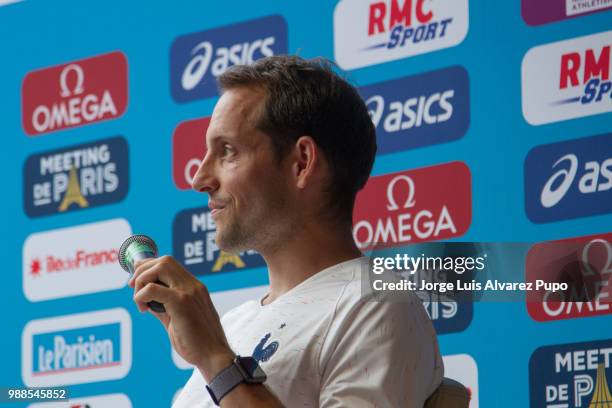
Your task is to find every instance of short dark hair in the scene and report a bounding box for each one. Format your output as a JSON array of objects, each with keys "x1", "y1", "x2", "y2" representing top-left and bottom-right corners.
[{"x1": 217, "y1": 55, "x2": 377, "y2": 224}]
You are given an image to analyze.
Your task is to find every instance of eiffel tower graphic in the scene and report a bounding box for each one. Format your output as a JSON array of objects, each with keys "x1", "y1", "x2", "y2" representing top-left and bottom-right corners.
[
  {"x1": 588, "y1": 362, "x2": 612, "y2": 407},
  {"x1": 212, "y1": 251, "x2": 245, "y2": 272},
  {"x1": 58, "y1": 167, "x2": 88, "y2": 212}
]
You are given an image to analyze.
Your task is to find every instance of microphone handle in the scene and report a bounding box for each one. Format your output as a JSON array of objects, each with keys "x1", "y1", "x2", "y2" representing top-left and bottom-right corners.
[{"x1": 129, "y1": 252, "x2": 167, "y2": 313}]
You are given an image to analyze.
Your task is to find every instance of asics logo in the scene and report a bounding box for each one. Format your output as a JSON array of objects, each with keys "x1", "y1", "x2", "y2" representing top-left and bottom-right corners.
[
  {"x1": 181, "y1": 38, "x2": 275, "y2": 91},
  {"x1": 541, "y1": 153, "x2": 612, "y2": 208}
]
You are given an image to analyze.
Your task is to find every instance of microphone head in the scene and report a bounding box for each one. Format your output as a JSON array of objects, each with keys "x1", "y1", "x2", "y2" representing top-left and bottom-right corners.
[{"x1": 118, "y1": 234, "x2": 158, "y2": 273}]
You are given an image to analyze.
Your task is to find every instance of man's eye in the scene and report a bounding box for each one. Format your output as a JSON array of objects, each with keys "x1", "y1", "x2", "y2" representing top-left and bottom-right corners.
[{"x1": 222, "y1": 144, "x2": 235, "y2": 157}]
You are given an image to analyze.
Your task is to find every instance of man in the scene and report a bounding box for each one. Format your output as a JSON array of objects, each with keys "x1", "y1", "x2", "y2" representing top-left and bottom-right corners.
[{"x1": 129, "y1": 56, "x2": 443, "y2": 407}]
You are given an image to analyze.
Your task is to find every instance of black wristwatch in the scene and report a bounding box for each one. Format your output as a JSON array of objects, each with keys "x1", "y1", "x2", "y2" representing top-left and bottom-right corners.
[{"x1": 206, "y1": 355, "x2": 267, "y2": 406}]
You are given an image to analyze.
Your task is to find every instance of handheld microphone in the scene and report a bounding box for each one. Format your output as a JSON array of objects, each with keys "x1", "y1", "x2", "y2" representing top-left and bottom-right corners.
[{"x1": 118, "y1": 234, "x2": 166, "y2": 313}]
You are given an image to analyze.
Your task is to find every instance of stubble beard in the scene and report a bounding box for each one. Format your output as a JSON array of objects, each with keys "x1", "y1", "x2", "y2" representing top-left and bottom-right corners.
[{"x1": 215, "y1": 195, "x2": 296, "y2": 255}]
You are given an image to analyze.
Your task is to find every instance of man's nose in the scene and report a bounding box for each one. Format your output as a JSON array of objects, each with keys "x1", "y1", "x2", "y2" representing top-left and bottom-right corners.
[{"x1": 191, "y1": 154, "x2": 218, "y2": 193}]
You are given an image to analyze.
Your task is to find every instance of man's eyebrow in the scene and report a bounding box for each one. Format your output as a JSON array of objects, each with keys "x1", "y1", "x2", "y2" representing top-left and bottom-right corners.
[
  {"x1": 206, "y1": 133, "x2": 245, "y2": 151},
  {"x1": 206, "y1": 133, "x2": 230, "y2": 145}
]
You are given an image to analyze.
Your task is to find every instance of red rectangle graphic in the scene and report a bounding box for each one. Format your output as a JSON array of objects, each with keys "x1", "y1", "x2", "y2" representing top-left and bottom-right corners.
[
  {"x1": 352, "y1": 161, "x2": 472, "y2": 249},
  {"x1": 22, "y1": 51, "x2": 128, "y2": 136}
]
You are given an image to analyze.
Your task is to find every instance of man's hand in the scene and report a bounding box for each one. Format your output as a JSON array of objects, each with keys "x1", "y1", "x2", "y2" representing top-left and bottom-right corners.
[{"x1": 128, "y1": 256, "x2": 234, "y2": 381}]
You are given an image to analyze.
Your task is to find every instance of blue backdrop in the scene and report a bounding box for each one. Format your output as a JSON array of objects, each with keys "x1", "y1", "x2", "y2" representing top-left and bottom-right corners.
[{"x1": 3, "y1": 0, "x2": 611, "y2": 406}]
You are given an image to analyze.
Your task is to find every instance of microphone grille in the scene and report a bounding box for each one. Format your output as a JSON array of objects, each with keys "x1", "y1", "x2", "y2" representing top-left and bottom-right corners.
[{"x1": 118, "y1": 234, "x2": 158, "y2": 272}]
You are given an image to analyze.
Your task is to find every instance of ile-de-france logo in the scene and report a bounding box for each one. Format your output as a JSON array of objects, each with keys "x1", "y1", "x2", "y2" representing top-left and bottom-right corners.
[
  {"x1": 524, "y1": 133, "x2": 612, "y2": 223},
  {"x1": 22, "y1": 51, "x2": 128, "y2": 136},
  {"x1": 522, "y1": 30, "x2": 612, "y2": 125},
  {"x1": 23, "y1": 137, "x2": 129, "y2": 217},
  {"x1": 22, "y1": 219, "x2": 132, "y2": 302},
  {"x1": 352, "y1": 161, "x2": 471, "y2": 250},
  {"x1": 172, "y1": 206, "x2": 266, "y2": 275},
  {"x1": 170, "y1": 15, "x2": 288, "y2": 103},
  {"x1": 334, "y1": 0, "x2": 469, "y2": 70}
]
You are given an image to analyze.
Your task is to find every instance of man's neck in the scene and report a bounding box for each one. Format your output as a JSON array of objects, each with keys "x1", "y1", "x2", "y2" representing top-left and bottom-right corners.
[{"x1": 259, "y1": 223, "x2": 362, "y2": 306}]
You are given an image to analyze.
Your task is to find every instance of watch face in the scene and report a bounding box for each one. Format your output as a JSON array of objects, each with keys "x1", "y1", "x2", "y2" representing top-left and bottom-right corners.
[{"x1": 238, "y1": 356, "x2": 267, "y2": 382}]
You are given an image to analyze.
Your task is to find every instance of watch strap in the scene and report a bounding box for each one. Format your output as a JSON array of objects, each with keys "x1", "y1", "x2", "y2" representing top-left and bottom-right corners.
[{"x1": 206, "y1": 359, "x2": 246, "y2": 406}]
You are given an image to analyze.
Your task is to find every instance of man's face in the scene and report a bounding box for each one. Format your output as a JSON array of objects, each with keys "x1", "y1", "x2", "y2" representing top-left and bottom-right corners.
[{"x1": 191, "y1": 87, "x2": 295, "y2": 253}]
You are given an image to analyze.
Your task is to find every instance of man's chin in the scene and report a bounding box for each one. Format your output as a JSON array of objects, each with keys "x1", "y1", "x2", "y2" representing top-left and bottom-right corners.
[{"x1": 214, "y1": 232, "x2": 251, "y2": 254}]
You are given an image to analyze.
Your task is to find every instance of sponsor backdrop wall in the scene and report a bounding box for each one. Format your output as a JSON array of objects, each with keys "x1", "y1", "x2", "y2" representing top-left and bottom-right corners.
[{"x1": 1, "y1": 0, "x2": 611, "y2": 407}]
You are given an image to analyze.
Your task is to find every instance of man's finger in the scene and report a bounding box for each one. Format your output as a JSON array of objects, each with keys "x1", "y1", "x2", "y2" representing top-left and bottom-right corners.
[
  {"x1": 133, "y1": 262, "x2": 179, "y2": 295},
  {"x1": 133, "y1": 282, "x2": 176, "y2": 312},
  {"x1": 128, "y1": 257, "x2": 158, "y2": 288},
  {"x1": 133, "y1": 264, "x2": 163, "y2": 294}
]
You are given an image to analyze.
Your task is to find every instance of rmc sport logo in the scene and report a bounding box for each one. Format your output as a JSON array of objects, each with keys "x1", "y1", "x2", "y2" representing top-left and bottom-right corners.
[
  {"x1": 334, "y1": 0, "x2": 469, "y2": 70},
  {"x1": 522, "y1": 30, "x2": 612, "y2": 125}
]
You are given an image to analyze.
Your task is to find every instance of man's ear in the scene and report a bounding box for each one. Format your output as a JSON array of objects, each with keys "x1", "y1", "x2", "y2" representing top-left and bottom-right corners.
[{"x1": 292, "y1": 136, "x2": 319, "y2": 189}]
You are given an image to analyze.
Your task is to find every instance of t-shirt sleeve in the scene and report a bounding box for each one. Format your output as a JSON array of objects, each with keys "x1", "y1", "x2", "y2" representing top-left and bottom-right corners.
[
  {"x1": 318, "y1": 291, "x2": 443, "y2": 408},
  {"x1": 171, "y1": 368, "x2": 215, "y2": 408},
  {"x1": 171, "y1": 306, "x2": 246, "y2": 408}
]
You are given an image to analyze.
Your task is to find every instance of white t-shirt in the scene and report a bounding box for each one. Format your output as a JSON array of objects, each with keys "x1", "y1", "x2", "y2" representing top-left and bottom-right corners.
[{"x1": 173, "y1": 257, "x2": 443, "y2": 408}]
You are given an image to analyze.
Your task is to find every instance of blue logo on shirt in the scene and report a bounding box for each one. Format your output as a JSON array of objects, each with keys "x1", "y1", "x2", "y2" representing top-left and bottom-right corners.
[{"x1": 252, "y1": 333, "x2": 279, "y2": 363}]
